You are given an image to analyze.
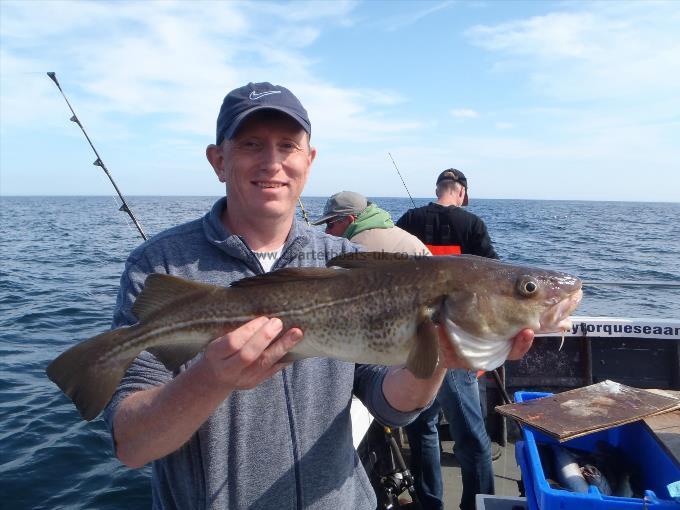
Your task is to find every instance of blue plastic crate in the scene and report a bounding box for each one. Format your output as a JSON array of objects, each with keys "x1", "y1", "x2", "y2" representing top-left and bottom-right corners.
[
  {"x1": 514, "y1": 390, "x2": 680, "y2": 510},
  {"x1": 515, "y1": 440, "x2": 540, "y2": 510}
]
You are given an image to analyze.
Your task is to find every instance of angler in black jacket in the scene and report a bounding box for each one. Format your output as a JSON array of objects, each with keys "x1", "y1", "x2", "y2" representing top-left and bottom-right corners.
[
  {"x1": 396, "y1": 169, "x2": 497, "y2": 259},
  {"x1": 396, "y1": 168, "x2": 497, "y2": 510}
]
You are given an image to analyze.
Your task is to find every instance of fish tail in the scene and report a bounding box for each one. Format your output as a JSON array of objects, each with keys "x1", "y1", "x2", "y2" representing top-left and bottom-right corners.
[{"x1": 46, "y1": 326, "x2": 139, "y2": 422}]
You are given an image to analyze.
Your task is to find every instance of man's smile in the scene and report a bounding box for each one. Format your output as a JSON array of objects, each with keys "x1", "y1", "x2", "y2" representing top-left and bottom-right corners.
[{"x1": 253, "y1": 181, "x2": 286, "y2": 189}]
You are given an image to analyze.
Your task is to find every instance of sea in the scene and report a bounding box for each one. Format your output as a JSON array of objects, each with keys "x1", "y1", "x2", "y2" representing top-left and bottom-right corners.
[{"x1": 1, "y1": 196, "x2": 679, "y2": 509}]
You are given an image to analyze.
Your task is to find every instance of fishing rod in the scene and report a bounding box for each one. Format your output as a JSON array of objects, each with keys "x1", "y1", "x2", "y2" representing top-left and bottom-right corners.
[
  {"x1": 47, "y1": 72, "x2": 148, "y2": 241},
  {"x1": 298, "y1": 198, "x2": 311, "y2": 225},
  {"x1": 387, "y1": 153, "x2": 416, "y2": 208}
]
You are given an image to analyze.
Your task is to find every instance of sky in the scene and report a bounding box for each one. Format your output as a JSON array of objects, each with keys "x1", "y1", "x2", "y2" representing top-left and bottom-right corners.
[{"x1": 1, "y1": 0, "x2": 679, "y2": 202}]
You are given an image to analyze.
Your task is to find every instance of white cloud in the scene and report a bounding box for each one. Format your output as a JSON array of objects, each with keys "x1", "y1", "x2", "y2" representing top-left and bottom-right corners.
[
  {"x1": 465, "y1": 2, "x2": 680, "y2": 101},
  {"x1": 0, "y1": 0, "x2": 419, "y2": 147},
  {"x1": 453, "y1": 1, "x2": 680, "y2": 202},
  {"x1": 450, "y1": 108, "x2": 479, "y2": 119},
  {"x1": 466, "y1": 12, "x2": 600, "y2": 59},
  {"x1": 2, "y1": 0, "x2": 678, "y2": 202},
  {"x1": 382, "y1": 0, "x2": 456, "y2": 31},
  {"x1": 251, "y1": 0, "x2": 358, "y2": 23}
]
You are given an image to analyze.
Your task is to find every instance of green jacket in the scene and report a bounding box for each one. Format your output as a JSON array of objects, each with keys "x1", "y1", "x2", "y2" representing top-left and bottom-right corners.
[{"x1": 343, "y1": 203, "x2": 394, "y2": 239}]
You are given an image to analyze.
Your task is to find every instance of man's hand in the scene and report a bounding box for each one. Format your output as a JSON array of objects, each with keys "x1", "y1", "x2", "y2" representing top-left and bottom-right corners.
[
  {"x1": 438, "y1": 327, "x2": 535, "y2": 369},
  {"x1": 202, "y1": 317, "x2": 304, "y2": 391},
  {"x1": 506, "y1": 328, "x2": 535, "y2": 360}
]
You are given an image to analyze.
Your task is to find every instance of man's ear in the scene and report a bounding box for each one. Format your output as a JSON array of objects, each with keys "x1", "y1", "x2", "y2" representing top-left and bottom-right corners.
[{"x1": 206, "y1": 144, "x2": 226, "y2": 182}]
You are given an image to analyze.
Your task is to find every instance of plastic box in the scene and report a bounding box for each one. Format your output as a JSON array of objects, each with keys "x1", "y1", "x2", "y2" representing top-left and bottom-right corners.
[
  {"x1": 514, "y1": 391, "x2": 680, "y2": 510},
  {"x1": 475, "y1": 493, "x2": 528, "y2": 510}
]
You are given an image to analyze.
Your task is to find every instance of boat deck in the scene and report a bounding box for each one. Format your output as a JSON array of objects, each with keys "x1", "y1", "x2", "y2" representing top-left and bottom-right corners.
[{"x1": 398, "y1": 438, "x2": 525, "y2": 509}]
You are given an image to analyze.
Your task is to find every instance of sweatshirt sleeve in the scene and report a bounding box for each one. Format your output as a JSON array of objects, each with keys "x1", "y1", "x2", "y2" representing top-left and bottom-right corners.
[
  {"x1": 470, "y1": 218, "x2": 499, "y2": 259},
  {"x1": 352, "y1": 364, "x2": 425, "y2": 427},
  {"x1": 102, "y1": 254, "x2": 173, "y2": 450}
]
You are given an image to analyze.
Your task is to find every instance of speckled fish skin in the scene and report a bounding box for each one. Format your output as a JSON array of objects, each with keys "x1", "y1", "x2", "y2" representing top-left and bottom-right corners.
[
  {"x1": 46, "y1": 253, "x2": 582, "y2": 421},
  {"x1": 300, "y1": 253, "x2": 582, "y2": 367}
]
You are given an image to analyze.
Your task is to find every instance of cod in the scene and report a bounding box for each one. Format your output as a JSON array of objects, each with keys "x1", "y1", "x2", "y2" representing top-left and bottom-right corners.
[{"x1": 47, "y1": 252, "x2": 582, "y2": 421}]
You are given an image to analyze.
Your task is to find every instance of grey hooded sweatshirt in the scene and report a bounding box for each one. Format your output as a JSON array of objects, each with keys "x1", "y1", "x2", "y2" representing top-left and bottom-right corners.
[{"x1": 102, "y1": 197, "x2": 423, "y2": 510}]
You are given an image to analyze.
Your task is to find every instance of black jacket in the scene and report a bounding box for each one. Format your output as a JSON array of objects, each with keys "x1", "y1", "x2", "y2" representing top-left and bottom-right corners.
[{"x1": 396, "y1": 202, "x2": 498, "y2": 259}]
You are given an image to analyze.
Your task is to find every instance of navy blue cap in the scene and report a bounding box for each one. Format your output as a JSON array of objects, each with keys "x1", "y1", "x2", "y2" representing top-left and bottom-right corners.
[{"x1": 215, "y1": 82, "x2": 311, "y2": 144}]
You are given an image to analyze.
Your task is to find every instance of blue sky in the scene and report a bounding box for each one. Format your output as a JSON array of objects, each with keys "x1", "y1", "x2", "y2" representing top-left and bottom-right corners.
[{"x1": 1, "y1": 0, "x2": 679, "y2": 201}]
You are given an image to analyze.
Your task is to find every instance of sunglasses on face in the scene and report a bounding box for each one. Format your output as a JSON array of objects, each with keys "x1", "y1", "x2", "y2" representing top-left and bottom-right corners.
[{"x1": 325, "y1": 217, "x2": 345, "y2": 229}]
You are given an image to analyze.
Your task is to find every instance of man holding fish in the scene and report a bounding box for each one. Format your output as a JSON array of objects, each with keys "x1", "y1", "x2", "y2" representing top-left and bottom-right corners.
[{"x1": 46, "y1": 82, "x2": 583, "y2": 510}]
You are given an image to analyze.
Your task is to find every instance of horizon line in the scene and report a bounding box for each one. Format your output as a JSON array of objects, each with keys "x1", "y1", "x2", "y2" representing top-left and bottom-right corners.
[{"x1": 1, "y1": 194, "x2": 678, "y2": 205}]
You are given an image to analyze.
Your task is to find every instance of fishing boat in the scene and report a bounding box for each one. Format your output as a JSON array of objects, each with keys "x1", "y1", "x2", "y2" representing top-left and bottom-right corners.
[
  {"x1": 501, "y1": 316, "x2": 680, "y2": 436},
  {"x1": 358, "y1": 315, "x2": 680, "y2": 509}
]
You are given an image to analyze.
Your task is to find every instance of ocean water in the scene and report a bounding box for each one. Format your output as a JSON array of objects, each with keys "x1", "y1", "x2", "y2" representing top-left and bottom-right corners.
[{"x1": 1, "y1": 196, "x2": 679, "y2": 509}]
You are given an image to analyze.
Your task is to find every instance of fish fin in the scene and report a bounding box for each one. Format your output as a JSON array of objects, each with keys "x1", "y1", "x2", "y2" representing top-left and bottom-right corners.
[
  {"x1": 46, "y1": 326, "x2": 140, "y2": 421},
  {"x1": 134, "y1": 274, "x2": 217, "y2": 321},
  {"x1": 327, "y1": 251, "x2": 420, "y2": 269},
  {"x1": 147, "y1": 344, "x2": 204, "y2": 372},
  {"x1": 405, "y1": 311, "x2": 440, "y2": 379},
  {"x1": 231, "y1": 267, "x2": 342, "y2": 288}
]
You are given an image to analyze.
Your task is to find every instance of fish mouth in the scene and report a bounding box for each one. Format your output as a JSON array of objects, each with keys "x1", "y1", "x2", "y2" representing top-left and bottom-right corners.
[{"x1": 538, "y1": 288, "x2": 583, "y2": 333}]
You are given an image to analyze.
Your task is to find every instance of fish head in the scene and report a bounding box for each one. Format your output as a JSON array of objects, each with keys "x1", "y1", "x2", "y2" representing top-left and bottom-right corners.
[{"x1": 437, "y1": 256, "x2": 582, "y2": 370}]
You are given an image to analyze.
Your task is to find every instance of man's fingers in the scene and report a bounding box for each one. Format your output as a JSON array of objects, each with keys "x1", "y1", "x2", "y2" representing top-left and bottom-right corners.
[
  {"x1": 209, "y1": 316, "x2": 270, "y2": 359},
  {"x1": 437, "y1": 325, "x2": 469, "y2": 369},
  {"x1": 231, "y1": 329, "x2": 302, "y2": 390},
  {"x1": 507, "y1": 328, "x2": 535, "y2": 360},
  {"x1": 235, "y1": 318, "x2": 284, "y2": 365},
  {"x1": 260, "y1": 327, "x2": 304, "y2": 366}
]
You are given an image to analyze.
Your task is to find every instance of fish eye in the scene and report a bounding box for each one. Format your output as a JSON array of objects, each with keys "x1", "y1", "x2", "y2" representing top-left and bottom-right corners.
[{"x1": 517, "y1": 276, "x2": 539, "y2": 296}]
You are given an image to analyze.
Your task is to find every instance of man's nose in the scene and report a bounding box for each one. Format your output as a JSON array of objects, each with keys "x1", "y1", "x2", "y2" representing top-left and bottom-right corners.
[{"x1": 259, "y1": 142, "x2": 284, "y2": 171}]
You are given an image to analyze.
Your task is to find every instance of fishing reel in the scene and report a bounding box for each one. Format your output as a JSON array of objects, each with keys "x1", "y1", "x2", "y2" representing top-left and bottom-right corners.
[
  {"x1": 358, "y1": 421, "x2": 420, "y2": 509},
  {"x1": 379, "y1": 469, "x2": 419, "y2": 510}
]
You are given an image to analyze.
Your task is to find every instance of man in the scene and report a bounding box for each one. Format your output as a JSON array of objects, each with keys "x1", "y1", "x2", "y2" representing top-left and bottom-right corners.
[
  {"x1": 396, "y1": 169, "x2": 498, "y2": 510},
  {"x1": 102, "y1": 84, "x2": 533, "y2": 510},
  {"x1": 396, "y1": 169, "x2": 496, "y2": 258},
  {"x1": 312, "y1": 190, "x2": 429, "y2": 255}
]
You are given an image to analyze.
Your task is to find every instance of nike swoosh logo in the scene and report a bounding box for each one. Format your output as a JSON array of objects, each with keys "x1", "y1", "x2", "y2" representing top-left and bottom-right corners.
[{"x1": 249, "y1": 90, "x2": 282, "y2": 100}]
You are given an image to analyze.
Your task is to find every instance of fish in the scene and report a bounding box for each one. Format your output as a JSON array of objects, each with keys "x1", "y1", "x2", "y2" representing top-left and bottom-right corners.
[
  {"x1": 593, "y1": 441, "x2": 637, "y2": 498},
  {"x1": 46, "y1": 252, "x2": 582, "y2": 421},
  {"x1": 552, "y1": 444, "x2": 590, "y2": 493},
  {"x1": 581, "y1": 464, "x2": 612, "y2": 495},
  {"x1": 614, "y1": 473, "x2": 634, "y2": 498}
]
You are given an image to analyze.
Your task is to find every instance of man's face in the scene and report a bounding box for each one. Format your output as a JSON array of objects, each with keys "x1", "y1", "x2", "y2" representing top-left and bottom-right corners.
[
  {"x1": 209, "y1": 111, "x2": 316, "y2": 220},
  {"x1": 324, "y1": 215, "x2": 354, "y2": 237}
]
